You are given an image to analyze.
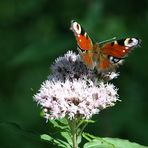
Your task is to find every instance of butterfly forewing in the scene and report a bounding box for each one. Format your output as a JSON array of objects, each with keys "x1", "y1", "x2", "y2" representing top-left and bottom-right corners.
[
  {"x1": 95, "y1": 38, "x2": 140, "y2": 72},
  {"x1": 70, "y1": 20, "x2": 96, "y2": 69},
  {"x1": 70, "y1": 20, "x2": 93, "y2": 51},
  {"x1": 101, "y1": 38, "x2": 140, "y2": 58}
]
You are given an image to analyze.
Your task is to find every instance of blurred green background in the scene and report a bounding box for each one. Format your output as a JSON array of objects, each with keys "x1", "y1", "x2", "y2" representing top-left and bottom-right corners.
[{"x1": 0, "y1": 0, "x2": 148, "y2": 147}]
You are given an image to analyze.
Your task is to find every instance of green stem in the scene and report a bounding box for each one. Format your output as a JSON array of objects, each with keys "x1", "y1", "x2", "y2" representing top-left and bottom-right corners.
[
  {"x1": 68, "y1": 119, "x2": 78, "y2": 148},
  {"x1": 72, "y1": 124, "x2": 77, "y2": 148}
]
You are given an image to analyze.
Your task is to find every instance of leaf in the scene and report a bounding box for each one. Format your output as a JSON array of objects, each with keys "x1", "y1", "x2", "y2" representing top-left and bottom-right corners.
[
  {"x1": 83, "y1": 132, "x2": 96, "y2": 139},
  {"x1": 55, "y1": 139, "x2": 71, "y2": 148},
  {"x1": 40, "y1": 134, "x2": 71, "y2": 148},
  {"x1": 61, "y1": 132, "x2": 72, "y2": 146},
  {"x1": 82, "y1": 132, "x2": 92, "y2": 142},
  {"x1": 60, "y1": 131, "x2": 82, "y2": 147},
  {"x1": 83, "y1": 133, "x2": 114, "y2": 148},
  {"x1": 41, "y1": 119, "x2": 71, "y2": 147},
  {"x1": 83, "y1": 137, "x2": 148, "y2": 148},
  {"x1": 40, "y1": 134, "x2": 53, "y2": 141},
  {"x1": 82, "y1": 120, "x2": 95, "y2": 123},
  {"x1": 84, "y1": 139, "x2": 114, "y2": 148},
  {"x1": 49, "y1": 119, "x2": 69, "y2": 130},
  {"x1": 83, "y1": 133, "x2": 148, "y2": 148},
  {"x1": 102, "y1": 137, "x2": 148, "y2": 148},
  {"x1": 58, "y1": 118, "x2": 69, "y2": 125},
  {"x1": 77, "y1": 133, "x2": 82, "y2": 145}
]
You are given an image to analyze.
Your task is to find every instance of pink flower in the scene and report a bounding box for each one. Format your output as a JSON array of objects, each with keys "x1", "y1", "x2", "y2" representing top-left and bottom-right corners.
[{"x1": 33, "y1": 51, "x2": 119, "y2": 121}]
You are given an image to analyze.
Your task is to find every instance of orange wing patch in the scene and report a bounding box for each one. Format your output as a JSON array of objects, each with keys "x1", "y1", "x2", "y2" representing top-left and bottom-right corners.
[
  {"x1": 80, "y1": 52, "x2": 95, "y2": 69},
  {"x1": 102, "y1": 43, "x2": 130, "y2": 58},
  {"x1": 76, "y1": 34, "x2": 93, "y2": 50},
  {"x1": 99, "y1": 59, "x2": 110, "y2": 69}
]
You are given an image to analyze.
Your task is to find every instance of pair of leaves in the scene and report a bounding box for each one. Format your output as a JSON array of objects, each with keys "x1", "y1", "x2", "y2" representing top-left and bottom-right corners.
[
  {"x1": 41, "y1": 119, "x2": 74, "y2": 148},
  {"x1": 41, "y1": 132, "x2": 81, "y2": 148},
  {"x1": 41, "y1": 133, "x2": 72, "y2": 148},
  {"x1": 41, "y1": 119, "x2": 82, "y2": 148}
]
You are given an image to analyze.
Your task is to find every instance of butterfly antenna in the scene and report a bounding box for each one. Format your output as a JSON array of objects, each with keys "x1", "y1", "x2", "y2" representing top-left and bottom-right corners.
[{"x1": 98, "y1": 37, "x2": 117, "y2": 45}]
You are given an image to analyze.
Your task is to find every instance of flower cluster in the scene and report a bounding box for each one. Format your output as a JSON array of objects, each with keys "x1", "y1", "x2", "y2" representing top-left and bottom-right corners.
[
  {"x1": 33, "y1": 51, "x2": 119, "y2": 120},
  {"x1": 50, "y1": 51, "x2": 98, "y2": 82}
]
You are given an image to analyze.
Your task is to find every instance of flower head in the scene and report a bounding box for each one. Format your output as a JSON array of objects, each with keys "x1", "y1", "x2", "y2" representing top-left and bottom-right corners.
[
  {"x1": 50, "y1": 51, "x2": 98, "y2": 82},
  {"x1": 33, "y1": 51, "x2": 119, "y2": 120}
]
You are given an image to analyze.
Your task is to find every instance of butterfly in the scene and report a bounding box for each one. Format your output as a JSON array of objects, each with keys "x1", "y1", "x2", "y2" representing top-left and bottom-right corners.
[{"x1": 70, "y1": 20, "x2": 141, "y2": 73}]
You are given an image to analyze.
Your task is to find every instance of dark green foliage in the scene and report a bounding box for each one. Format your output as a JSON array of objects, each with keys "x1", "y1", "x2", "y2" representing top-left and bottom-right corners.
[{"x1": 0, "y1": 0, "x2": 148, "y2": 147}]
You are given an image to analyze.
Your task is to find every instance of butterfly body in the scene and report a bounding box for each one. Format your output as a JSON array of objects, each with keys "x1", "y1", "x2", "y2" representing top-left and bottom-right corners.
[{"x1": 70, "y1": 20, "x2": 141, "y2": 73}]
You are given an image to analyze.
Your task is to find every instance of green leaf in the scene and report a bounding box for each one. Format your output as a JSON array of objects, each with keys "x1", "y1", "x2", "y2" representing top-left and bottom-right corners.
[
  {"x1": 83, "y1": 137, "x2": 148, "y2": 148},
  {"x1": 60, "y1": 131, "x2": 82, "y2": 147},
  {"x1": 84, "y1": 139, "x2": 114, "y2": 148},
  {"x1": 82, "y1": 120, "x2": 95, "y2": 123},
  {"x1": 49, "y1": 119, "x2": 69, "y2": 130},
  {"x1": 82, "y1": 132, "x2": 92, "y2": 142},
  {"x1": 83, "y1": 133, "x2": 114, "y2": 148},
  {"x1": 40, "y1": 134, "x2": 71, "y2": 148},
  {"x1": 83, "y1": 133, "x2": 148, "y2": 148},
  {"x1": 54, "y1": 139, "x2": 71, "y2": 148},
  {"x1": 102, "y1": 137, "x2": 148, "y2": 148},
  {"x1": 61, "y1": 132, "x2": 72, "y2": 146},
  {"x1": 83, "y1": 132, "x2": 96, "y2": 140},
  {"x1": 77, "y1": 133, "x2": 82, "y2": 145},
  {"x1": 40, "y1": 134, "x2": 53, "y2": 142},
  {"x1": 58, "y1": 118, "x2": 69, "y2": 125}
]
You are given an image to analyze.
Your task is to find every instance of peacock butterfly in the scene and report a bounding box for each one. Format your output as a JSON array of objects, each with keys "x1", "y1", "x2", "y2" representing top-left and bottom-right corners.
[{"x1": 70, "y1": 20, "x2": 141, "y2": 73}]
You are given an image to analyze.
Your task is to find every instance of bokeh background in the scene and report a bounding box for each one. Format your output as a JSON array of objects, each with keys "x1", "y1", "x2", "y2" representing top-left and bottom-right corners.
[{"x1": 0, "y1": 0, "x2": 148, "y2": 147}]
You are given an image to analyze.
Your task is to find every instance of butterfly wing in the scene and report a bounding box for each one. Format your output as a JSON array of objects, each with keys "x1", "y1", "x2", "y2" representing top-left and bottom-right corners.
[
  {"x1": 70, "y1": 20, "x2": 96, "y2": 69},
  {"x1": 70, "y1": 20, "x2": 93, "y2": 50},
  {"x1": 102, "y1": 38, "x2": 140, "y2": 58},
  {"x1": 96, "y1": 38, "x2": 141, "y2": 72}
]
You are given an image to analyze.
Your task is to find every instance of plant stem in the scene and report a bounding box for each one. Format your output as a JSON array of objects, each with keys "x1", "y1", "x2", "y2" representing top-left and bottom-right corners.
[
  {"x1": 72, "y1": 125, "x2": 77, "y2": 148},
  {"x1": 68, "y1": 119, "x2": 78, "y2": 148}
]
